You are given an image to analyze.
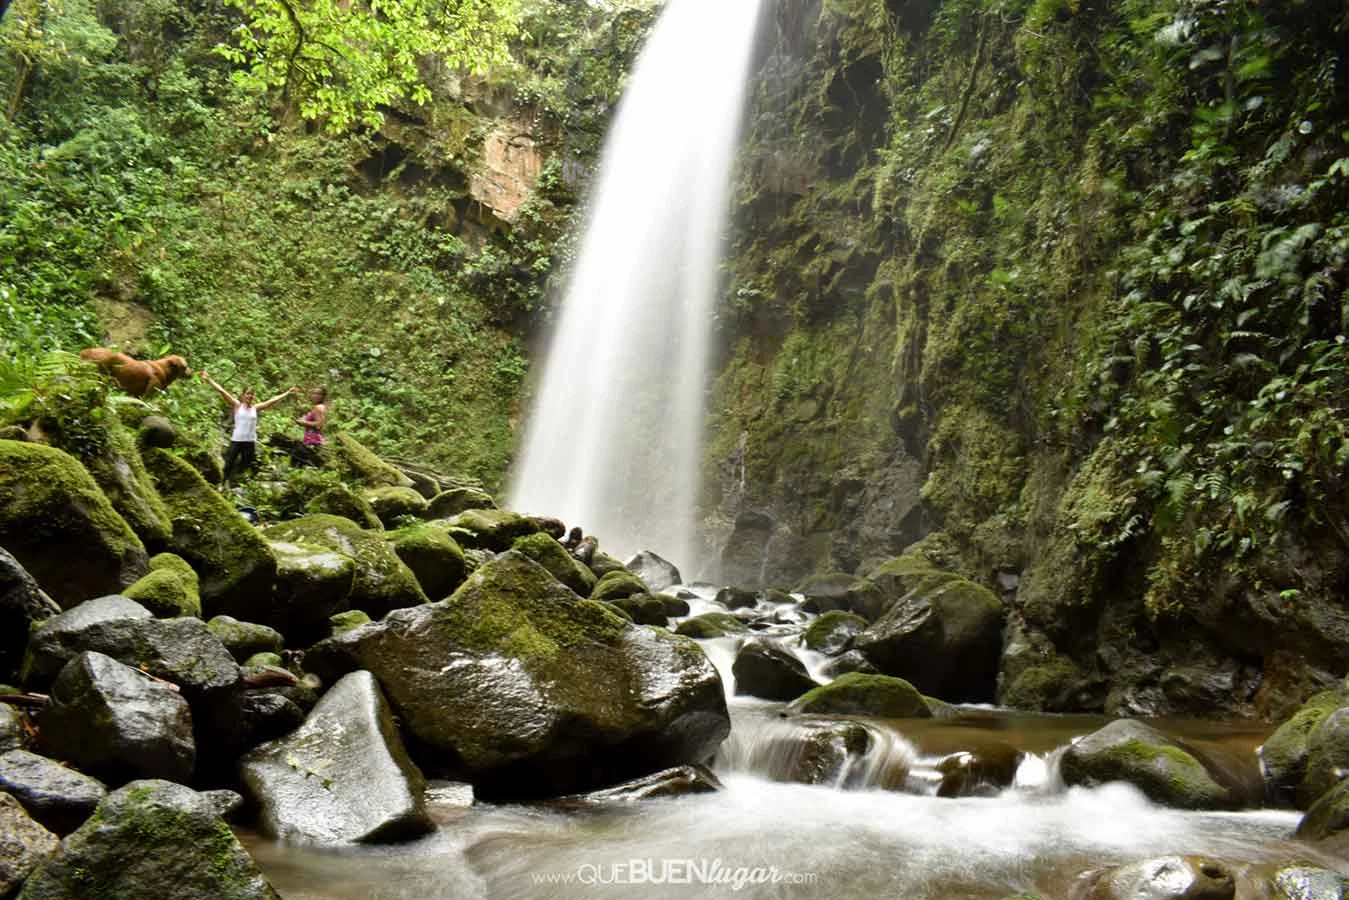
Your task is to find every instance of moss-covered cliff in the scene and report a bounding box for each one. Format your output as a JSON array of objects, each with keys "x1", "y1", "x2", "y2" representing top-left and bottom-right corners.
[{"x1": 707, "y1": 0, "x2": 1349, "y2": 718}]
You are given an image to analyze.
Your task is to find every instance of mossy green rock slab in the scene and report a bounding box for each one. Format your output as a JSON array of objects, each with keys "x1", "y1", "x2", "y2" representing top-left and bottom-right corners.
[
  {"x1": 362, "y1": 486, "x2": 428, "y2": 527},
  {"x1": 387, "y1": 525, "x2": 468, "y2": 601},
  {"x1": 122, "y1": 553, "x2": 201, "y2": 618},
  {"x1": 674, "y1": 612, "x2": 749, "y2": 639},
  {"x1": 425, "y1": 487, "x2": 496, "y2": 519},
  {"x1": 787, "y1": 673, "x2": 932, "y2": 719},
  {"x1": 140, "y1": 449, "x2": 276, "y2": 620},
  {"x1": 1059, "y1": 719, "x2": 1238, "y2": 810},
  {"x1": 1259, "y1": 689, "x2": 1348, "y2": 806},
  {"x1": 267, "y1": 540, "x2": 357, "y2": 642},
  {"x1": 803, "y1": 611, "x2": 868, "y2": 655},
  {"x1": 1297, "y1": 778, "x2": 1349, "y2": 841},
  {"x1": 1298, "y1": 707, "x2": 1349, "y2": 809},
  {"x1": 0, "y1": 441, "x2": 148, "y2": 609},
  {"x1": 511, "y1": 532, "x2": 595, "y2": 597},
  {"x1": 305, "y1": 485, "x2": 382, "y2": 530},
  {"x1": 240, "y1": 670, "x2": 432, "y2": 844},
  {"x1": 796, "y1": 572, "x2": 885, "y2": 621},
  {"x1": 444, "y1": 508, "x2": 541, "y2": 551},
  {"x1": 329, "y1": 434, "x2": 413, "y2": 489},
  {"x1": 264, "y1": 516, "x2": 426, "y2": 619},
  {"x1": 16, "y1": 779, "x2": 280, "y2": 900},
  {"x1": 306, "y1": 551, "x2": 729, "y2": 800},
  {"x1": 590, "y1": 570, "x2": 649, "y2": 603},
  {"x1": 206, "y1": 616, "x2": 283, "y2": 664}
]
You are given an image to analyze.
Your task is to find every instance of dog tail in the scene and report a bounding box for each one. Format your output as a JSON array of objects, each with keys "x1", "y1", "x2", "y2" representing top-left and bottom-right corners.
[{"x1": 79, "y1": 347, "x2": 115, "y2": 364}]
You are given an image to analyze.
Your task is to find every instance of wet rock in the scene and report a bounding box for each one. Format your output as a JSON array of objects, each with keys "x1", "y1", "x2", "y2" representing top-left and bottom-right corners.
[
  {"x1": 0, "y1": 441, "x2": 148, "y2": 609},
  {"x1": 141, "y1": 448, "x2": 277, "y2": 620},
  {"x1": 511, "y1": 533, "x2": 594, "y2": 597},
  {"x1": 821, "y1": 650, "x2": 880, "y2": 678},
  {"x1": 802, "y1": 610, "x2": 867, "y2": 655},
  {"x1": 1296, "y1": 778, "x2": 1349, "y2": 840},
  {"x1": 739, "y1": 719, "x2": 876, "y2": 786},
  {"x1": 787, "y1": 673, "x2": 931, "y2": 719},
  {"x1": 15, "y1": 779, "x2": 281, "y2": 899},
  {"x1": 936, "y1": 743, "x2": 1023, "y2": 797},
  {"x1": 1297, "y1": 707, "x2": 1349, "y2": 809},
  {"x1": 715, "y1": 587, "x2": 759, "y2": 610},
  {"x1": 329, "y1": 610, "x2": 371, "y2": 635},
  {"x1": 237, "y1": 691, "x2": 307, "y2": 751},
  {"x1": 305, "y1": 551, "x2": 729, "y2": 800},
  {"x1": 610, "y1": 593, "x2": 670, "y2": 627},
  {"x1": 591, "y1": 570, "x2": 649, "y2": 603},
  {"x1": 718, "y1": 511, "x2": 774, "y2": 589},
  {"x1": 1060, "y1": 720, "x2": 1238, "y2": 810},
  {"x1": 1072, "y1": 855, "x2": 1235, "y2": 900},
  {"x1": 624, "y1": 551, "x2": 682, "y2": 592},
  {"x1": 0, "y1": 548, "x2": 60, "y2": 684},
  {"x1": 1260, "y1": 690, "x2": 1348, "y2": 806},
  {"x1": 732, "y1": 641, "x2": 816, "y2": 701},
  {"x1": 207, "y1": 616, "x2": 283, "y2": 664},
  {"x1": 0, "y1": 750, "x2": 107, "y2": 835},
  {"x1": 200, "y1": 789, "x2": 244, "y2": 821},
  {"x1": 0, "y1": 792, "x2": 58, "y2": 896},
  {"x1": 240, "y1": 670, "x2": 433, "y2": 844},
  {"x1": 553, "y1": 764, "x2": 721, "y2": 805},
  {"x1": 527, "y1": 516, "x2": 566, "y2": 540},
  {"x1": 796, "y1": 572, "x2": 886, "y2": 621},
  {"x1": 264, "y1": 515, "x2": 427, "y2": 619},
  {"x1": 1, "y1": 706, "x2": 24, "y2": 753},
  {"x1": 426, "y1": 488, "x2": 496, "y2": 519},
  {"x1": 242, "y1": 651, "x2": 282, "y2": 668},
  {"x1": 1253, "y1": 863, "x2": 1349, "y2": 899},
  {"x1": 659, "y1": 594, "x2": 691, "y2": 618},
  {"x1": 997, "y1": 612, "x2": 1098, "y2": 712},
  {"x1": 136, "y1": 415, "x2": 176, "y2": 449},
  {"x1": 122, "y1": 553, "x2": 202, "y2": 618},
  {"x1": 305, "y1": 484, "x2": 383, "y2": 530},
  {"x1": 267, "y1": 540, "x2": 357, "y2": 642},
  {"x1": 587, "y1": 551, "x2": 629, "y2": 579},
  {"x1": 675, "y1": 612, "x2": 749, "y2": 639},
  {"x1": 362, "y1": 486, "x2": 428, "y2": 526},
  {"x1": 330, "y1": 434, "x2": 413, "y2": 489},
  {"x1": 444, "y1": 509, "x2": 541, "y2": 551},
  {"x1": 39, "y1": 652, "x2": 194, "y2": 786},
  {"x1": 852, "y1": 553, "x2": 1002, "y2": 702}
]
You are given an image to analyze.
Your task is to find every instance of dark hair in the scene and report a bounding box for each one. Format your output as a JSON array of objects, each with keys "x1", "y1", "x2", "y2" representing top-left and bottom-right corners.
[{"x1": 310, "y1": 387, "x2": 327, "y2": 401}]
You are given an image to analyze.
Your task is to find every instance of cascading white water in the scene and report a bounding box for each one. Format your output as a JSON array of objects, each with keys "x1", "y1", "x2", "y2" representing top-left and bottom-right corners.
[{"x1": 508, "y1": 0, "x2": 765, "y2": 568}]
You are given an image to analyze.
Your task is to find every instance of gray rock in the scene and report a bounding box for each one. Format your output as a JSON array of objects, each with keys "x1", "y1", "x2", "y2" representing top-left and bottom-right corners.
[
  {"x1": 0, "y1": 792, "x2": 58, "y2": 896},
  {"x1": 936, "y1": 743, "x2": 1023, "y2": 798},
  {"x1": 718, "y1": 511, "x2": 774, "y2": 589},
  {"x1": 715, "y1": 586, "x2": 759, "y2": 610},
  {"x1": 1, "y1": 705, "x2": 24, "y2": 753},
  {"x1": 0, "y1": 750, "x2": 107, "y2": 834},
  {"x1": 207, "y1": 616, "x2": 284, "y2": 664},
  {"x1": 803, "y1": 610, "x2": 868, "y2": 655},
  {"x1": 241, "y1": 670, "x2": 433, "y2": 844},
  {"x1": 1072, "y1": 855, "x2": 1235, "y2": 900},
  {"x1": 200, "y1": 789, "x2": 244, "y2": 821},
  {"x1": 821, "y1": 650, "x2": 880, "y2": 678},
  {"x1": 15, "y1": 779, "x2": 280, "y2": 899},
  {"x1": 732, "y1": 641, "x2": 816, "y2": 702},
  {"x1": 1298, "y1": 707, "x2": 1349, "y2": 809},
  {"x1": 0, "y1": 548, "x2": 61, "y2": 684},
  {"x1": 554, "y1": 765, "x2": 721, "y2": 804},
  {"x1": 268, "y1": 540, "x2": 358, "y2": 644},
  {"x1": 1060, "y1": 720, "x2": 1238, "y2": 810},
  {"x1": 238, "y1": 692, "x2": 307, "y2": 751},
  {"x1": 624, "y1": 551, "x2": 682, "y2": 592},
  {"x1": 40, "y1": 652, "x2": 194, "y2": 786}
]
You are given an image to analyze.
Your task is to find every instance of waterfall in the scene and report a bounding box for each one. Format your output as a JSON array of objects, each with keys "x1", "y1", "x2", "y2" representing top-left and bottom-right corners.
[{"x1": 508, "y1": 0, "x2": 765, "y2": 569}]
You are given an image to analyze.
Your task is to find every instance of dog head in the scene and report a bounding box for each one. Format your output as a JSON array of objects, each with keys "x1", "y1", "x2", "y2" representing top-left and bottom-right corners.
[{"x1": 162, "y1": 356, "x2": 191, "y2": 381}]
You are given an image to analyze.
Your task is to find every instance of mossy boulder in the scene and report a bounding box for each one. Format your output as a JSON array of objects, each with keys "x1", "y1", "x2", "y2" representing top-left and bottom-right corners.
[
  {"x1": 362, "y1": 486, "x2": 428, "y2": 527},
  {"x1": 822, "y1": 650, "x2": 880, "y2": 678},
  {"x1": 385, "y1": 525, "x2": 468, "y2": 601},
  {"x1": 242, "y1": 652, "x2": 282, "y2": 669},
  {"x1": 802, "y1": 611, "x2": 868, "y2": 655},
  {"x1": 329, "y1": 610, "x2": 371, "y2": 635},
  {"x1": 610, "y1": 593, "x2": 669, "y2": 628},
  {"x1": 1297, "y1": 707, "x2": 1349, "y2": 809},
  {"x1": 511, "y1": 533, "x2": 595, "y2": 597},
  {"x1": 624, "y1": 551, "x2": 682, "y2": 592},
  {"x1": 674, "y1": 612, "x2": 749, "y2": 639},
  {"x1": 305, "y1": 485, "x2": 382, "y2": 530},
  {"x1": 15, "y1": 779, "x2": 281, "y2": 899},
  {"x1": 206, "y1": 617, "x2": 284, "y2": 664},
  {"x1": 659, "y1": 594, "x2": 691, "y2": 617},
  {"x1": 1259, "y1": 689, "x2": 1348, "y2": 806},
  {"x1": 587, "y1": 551, "x2": 628, "y2": 579},
  {"x1": 444, "y1": 509, "x2": 541, "y2": 551},
  {"x1": 1296, "y1": 778, "x2": 1349, "y2": 841},
  {"x1": 715, "y1": 586, "x2": 759, "y2": 610},
  {"x1": 1072, "y1": 856, "x2": 1236, "y2": 900},
  {"x1": 1059, "y1": 719, "x2": 1238, "y2": 810},
  {"x1": 786, "y1": 673, "x2": 931, "y2": 719},
  {"x1": 122, "y1": 553, "x2": 201, "y2": 618},
  {"x1": 266, "y1": 541, "x2": 357, "y2": 643},
  {"x1": 590, "y1": 570, "x2": 649, "y2": 603},
  {"x1": 426, "y1": 488, "x2": 496, "y2": 519},
  {"x1": 852, "y1": 553, "x2": 1003, "y2": 702},
  {"x1": 305, "y1": 551, "x2": 729, "y2": 800},
  {"x1": 140, "y1": 448, "x2": 276, "y2": 621},
  {"x1": 71, "y1": 423, "x2": 173, "y2": 550},
  {"x1": 329, "y1": 434, "x2": 413, "y2": 489},
  {"x1": 0, "y1": 547, "x2": 61, "y2": 684},
  {"x1": 796, "y1": 572, "x2": 886, "y2": 621},
  {"x1": 0, "y1": 441, "x2": 148, "y2": 609},
  {"x1": 263, "y1": 516, "x2": 427, "y2": 620}
]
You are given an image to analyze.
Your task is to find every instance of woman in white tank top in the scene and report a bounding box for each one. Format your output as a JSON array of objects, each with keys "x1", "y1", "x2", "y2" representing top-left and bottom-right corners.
[{"x1": 199, "y1": 372, "x2": 298, "y2": 484}]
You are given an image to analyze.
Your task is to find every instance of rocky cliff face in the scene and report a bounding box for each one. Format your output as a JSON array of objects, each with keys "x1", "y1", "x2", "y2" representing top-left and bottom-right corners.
[{"x1": 704, "y1": 0, "x2": 1349, "y2": 719}]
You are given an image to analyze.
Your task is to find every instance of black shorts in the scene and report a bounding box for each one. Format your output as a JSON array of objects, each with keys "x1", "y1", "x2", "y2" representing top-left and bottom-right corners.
[{"x1": 222, "y1": 440, "x2": 257, "y2": 479}]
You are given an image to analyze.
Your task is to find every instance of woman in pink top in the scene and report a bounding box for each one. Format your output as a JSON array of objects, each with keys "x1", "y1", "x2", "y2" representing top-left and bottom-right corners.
[{"x1": 293, "y1": 387, "x2": 328, "y2": 466}]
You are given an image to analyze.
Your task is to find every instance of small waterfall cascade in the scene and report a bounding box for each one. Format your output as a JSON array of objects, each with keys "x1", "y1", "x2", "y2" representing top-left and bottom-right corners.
[{"x1": 508, "y1": 0, "x2": 766, "y2": 567}]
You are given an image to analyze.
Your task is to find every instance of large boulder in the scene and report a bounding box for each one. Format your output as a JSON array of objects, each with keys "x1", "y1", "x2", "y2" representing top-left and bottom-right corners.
[
  {"x1": 0, "y1": 750, "x2": 107, "y2": 835},
  {"x1": 718, "y1": 511, "x2": 774, "y2": 589},
  {"x1": 1071, "y1": 856, "x2": 1236, "y2": 900},
  {"x1": 0, "y1": 441, "x2": 148, "y2": 609},
  {"x1": 1297, "y1": 778, "x2": 1349, "y2": 841},
  {"x1": 263, "y1": 516, "x2": 427, "y2": 619},
  {"x1": 787, "y1": 673, "x2": 931, "y2": 719},
  {"x1": 936, "y1": 743, "x2": 1024, "y2": 797},
  {"x1": 206, "y1": 617, "x2": 283, "y2": 664},
  {"x1": 731, "y1": 641, "x2": 816, "y2": 701},
  {"x1": 444, "y1": 509, "x2": 541, "y2": 551},
  {"x1": 1260, "y1": 690, "x2": 1348, "y2": 806},
  {"x1": 675, "y1": 612, "x2": 749, "y2": 639},
  {"x1": 387, "y1": 525, "x2": 468, "y2": 601},
  {"x1": 0, "y1": 792, "x2": 58, "y2": 896},
  {"x1": 140, "y1": 449, "x2": 277, "y2": 620},
  {"x1": 1297, "y1": 707, "x2": 1349, "y2": 809},
  {"x1": 1060, "y1": 720, "x2": 1239, "y2": 810},
  {"x1": 0, "y1": 548, "x2": 61, "y2": 683},
  {"x1": 15, "y1": 780, "x2": 280, "y2": 899},
  {"x1": 624, "y1": 551, "x2": 682, "y2": 593},
  {"x1": 240, "y1": 670, "x2": 433, "y2": 844},
  {"x1": 39, "y1": 652, "x2": 194, "y2": 786},
  {"x1": 796, "y1": 572, "x2": 886, "y2": 621},
  {"x1": 122, "y1": 553, "x2": 201, "y2": 618},
  {"x1": 305, "y1": 552, "x2": 729, "y2": 799},
  {"x1": 362, "y1": 486, "x2": 428, "y2": 527},
  {"x1": 305, "y1": 485, "x2": 382, "y2": 530},
  {"x1": 512, "y1": 533, "x2": 595, "y2": 597},
  {"x1": 590, "y1": 570, "x2": 649, "y2": 603},
  {"x1": 266, "y1": 541, "x2": 357, "y2": 643},
  {"x1": 426, "y1": 487, "x2": 496, "y2": 519},
  {"x1": 851, "y1": 553, "x2": 1003, "y2": 702},
  {"x1": 66, "y1": 420, "x2": 174, "y2": 550},
  {"x1": 803, "y1": 611, "x2": 868, "y2": 655},
  {"x1": 329, "y1": 434, "x2": 413, "y2": 489},
  {"x1": 610, "y1": 593, "x2": 669, "y2": 627}
]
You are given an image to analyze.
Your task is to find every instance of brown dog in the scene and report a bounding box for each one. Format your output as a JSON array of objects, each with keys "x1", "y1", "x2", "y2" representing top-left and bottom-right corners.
[{"x1": 79, "y1": 348, "x2": 191, "y2": 397}]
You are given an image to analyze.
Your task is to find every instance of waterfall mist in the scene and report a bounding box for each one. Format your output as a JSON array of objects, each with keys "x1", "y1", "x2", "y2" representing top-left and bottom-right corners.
[{"x1": 508, "y1": 0, "x2": 765, "y2": 569}]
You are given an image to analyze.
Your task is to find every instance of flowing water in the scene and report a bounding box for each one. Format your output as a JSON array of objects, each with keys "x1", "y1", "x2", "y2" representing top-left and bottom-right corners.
[
  {"x1": 507, "y1": 0, "x2": 766, "y2": 567},
  {"x1": 245, "y1": 586, "x2": 1349, "y2": 899}
]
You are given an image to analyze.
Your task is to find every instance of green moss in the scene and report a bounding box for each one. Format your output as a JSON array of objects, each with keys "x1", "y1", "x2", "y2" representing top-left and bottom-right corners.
[
  {"x1": 789, "y1": 673, "x2": 932, "y2": 719},
  {"x1": 511, "y1": 532, "x2": 596, "y2": 596},
  {"x1": 363, "y1": 485, "x2": 428, "y2": 526},
  {"x1": 330, "y1": 610, "x2": 372, "y2": 634},
  {"x1": 123, "y1": 567, "x2": 201, "y2": 618},
  {"x1": 590, "y1": 570, "x2": 648, "y2": 603},
  {"x1": 330, "y1": 434, "x2": 414, "y2": 489},
  {"x1": 802, "y1": 610, "x2": 867, "y2": 652},
  {"x1": 386, "y1": 523, "x2": 467, "y2": 600},
  {"x1": 306, "y1": 484, "x2": 383, "y2": 530},
  {"x1": 674, "y1": 612, "x2": 749, "y2": 639},
  {"x1": 446, "y1": 508, "x2": 541, "y2": 551}
]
